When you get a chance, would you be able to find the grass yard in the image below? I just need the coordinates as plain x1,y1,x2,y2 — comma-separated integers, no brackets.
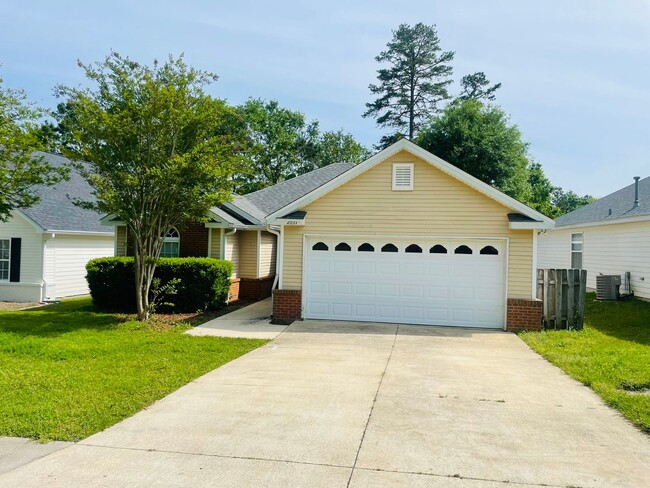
0,298,267,442
520,292,650,434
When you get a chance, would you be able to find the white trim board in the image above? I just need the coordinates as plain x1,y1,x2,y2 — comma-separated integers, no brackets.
267,139,554,229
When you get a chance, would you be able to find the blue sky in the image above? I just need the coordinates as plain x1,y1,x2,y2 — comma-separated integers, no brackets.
2,0,649,197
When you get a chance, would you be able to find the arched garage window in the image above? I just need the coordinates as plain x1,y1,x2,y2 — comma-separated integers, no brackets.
358,243,374,252
161,228,180,257
335,242,351,251
480,245,498,255
429,244,447,254
312,242,328,251
381,243,398,253
454,245,472,255
405,244,422,253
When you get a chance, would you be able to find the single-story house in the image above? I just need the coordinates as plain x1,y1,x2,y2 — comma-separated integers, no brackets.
107,139,553,331
538,175,649,299
0,152,114,302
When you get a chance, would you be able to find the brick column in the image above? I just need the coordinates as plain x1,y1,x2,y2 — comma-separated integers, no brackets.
272,289,302,324
506,298,542,332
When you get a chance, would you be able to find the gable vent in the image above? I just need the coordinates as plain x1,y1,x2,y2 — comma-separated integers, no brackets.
392,163,414,191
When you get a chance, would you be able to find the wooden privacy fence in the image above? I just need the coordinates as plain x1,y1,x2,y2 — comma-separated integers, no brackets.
536,269,587,330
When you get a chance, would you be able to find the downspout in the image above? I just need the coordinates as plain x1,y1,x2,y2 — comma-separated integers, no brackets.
266,225,282,290
223,228,237,303
40,233,55,302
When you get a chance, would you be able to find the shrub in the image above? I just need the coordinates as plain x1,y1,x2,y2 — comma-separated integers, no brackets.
86,257,233,313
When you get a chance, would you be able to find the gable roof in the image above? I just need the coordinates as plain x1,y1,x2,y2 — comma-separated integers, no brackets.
555,176,650,228
264,139,554,228
18,152,113,235
209,163,355,225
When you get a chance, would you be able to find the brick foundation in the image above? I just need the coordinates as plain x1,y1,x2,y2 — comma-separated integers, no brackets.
228,278,240,302
239,276,275,301
507,298,542,332
272,289,302,324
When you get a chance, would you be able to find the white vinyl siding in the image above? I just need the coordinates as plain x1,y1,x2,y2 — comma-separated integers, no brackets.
537,221,650,299
43,234,114,299
0,211,43,301
209,229,221,258
239,230,258,278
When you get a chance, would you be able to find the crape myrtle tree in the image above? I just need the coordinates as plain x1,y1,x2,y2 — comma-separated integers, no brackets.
364,23,454,143
56,53,246,320
0,75,67,221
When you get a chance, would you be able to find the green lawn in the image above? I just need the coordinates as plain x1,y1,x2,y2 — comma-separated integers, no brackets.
0,298,267,441
520,293,650,434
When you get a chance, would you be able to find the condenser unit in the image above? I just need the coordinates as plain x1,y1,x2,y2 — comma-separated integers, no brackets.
596,275,621,300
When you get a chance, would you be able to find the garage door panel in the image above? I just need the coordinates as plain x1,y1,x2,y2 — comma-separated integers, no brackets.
332,282,352,295
355,283,376,296
304,237,505,329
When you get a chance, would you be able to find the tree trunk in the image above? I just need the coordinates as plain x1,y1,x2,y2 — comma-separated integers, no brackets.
134,234,159,321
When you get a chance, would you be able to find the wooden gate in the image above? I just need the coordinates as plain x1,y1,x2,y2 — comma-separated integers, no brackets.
536,269,587,330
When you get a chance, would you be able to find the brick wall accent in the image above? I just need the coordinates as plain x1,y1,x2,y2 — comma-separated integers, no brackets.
229,278,240,302
124,222,209,257
179,222,209,257
239,276,275,301
272,289,302,324
507,298,542,332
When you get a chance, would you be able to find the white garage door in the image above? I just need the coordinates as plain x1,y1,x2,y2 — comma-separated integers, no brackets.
303,237,506,328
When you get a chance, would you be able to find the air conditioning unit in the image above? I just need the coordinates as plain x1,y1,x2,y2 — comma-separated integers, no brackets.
596,275,621,300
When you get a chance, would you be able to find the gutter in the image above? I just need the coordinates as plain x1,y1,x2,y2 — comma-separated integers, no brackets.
40,233,55,301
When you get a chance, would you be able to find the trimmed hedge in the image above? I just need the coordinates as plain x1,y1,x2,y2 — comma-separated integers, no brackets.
86,257,233,313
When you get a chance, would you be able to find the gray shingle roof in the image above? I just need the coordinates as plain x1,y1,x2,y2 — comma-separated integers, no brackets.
556,176,650,227
241,163,355,218
19,152,112,234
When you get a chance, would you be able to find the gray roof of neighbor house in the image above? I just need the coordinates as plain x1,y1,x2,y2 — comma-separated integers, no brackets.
19,152,112,234
212,163,355,224
556,176,650,227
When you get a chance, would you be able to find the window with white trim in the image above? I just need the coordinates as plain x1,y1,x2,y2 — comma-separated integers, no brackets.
0,239,9,281
161,228,180,258
392,163,414,191
571,233,583,269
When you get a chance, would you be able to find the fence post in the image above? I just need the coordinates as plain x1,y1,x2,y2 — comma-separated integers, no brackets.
566,269,575,328
576,269,587,330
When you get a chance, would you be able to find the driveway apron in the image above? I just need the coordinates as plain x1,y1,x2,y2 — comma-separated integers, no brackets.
1,321,649,487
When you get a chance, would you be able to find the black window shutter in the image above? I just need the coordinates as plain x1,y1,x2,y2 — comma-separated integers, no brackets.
9,238,21,282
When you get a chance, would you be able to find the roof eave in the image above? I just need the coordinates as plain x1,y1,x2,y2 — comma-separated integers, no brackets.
554,213,650,230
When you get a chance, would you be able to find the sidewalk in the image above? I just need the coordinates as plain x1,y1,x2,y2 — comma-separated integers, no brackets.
185,298,286,339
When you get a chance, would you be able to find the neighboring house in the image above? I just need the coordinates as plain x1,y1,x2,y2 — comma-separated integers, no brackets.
106,139,552,331
0,152,114,302
538,176,649,299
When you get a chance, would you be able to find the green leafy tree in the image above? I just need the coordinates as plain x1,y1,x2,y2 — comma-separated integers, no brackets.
416,99,530,202
56,53,246,320
303,130,369,173
236,99,315,193
0,75,67,221
364,23,454,141
527,162,558,217
33,101,79,152
458,72,502,101
552,188,596,216
237,99,368,192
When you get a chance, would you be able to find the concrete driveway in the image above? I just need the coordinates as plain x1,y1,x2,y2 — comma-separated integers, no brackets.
2,321,649,487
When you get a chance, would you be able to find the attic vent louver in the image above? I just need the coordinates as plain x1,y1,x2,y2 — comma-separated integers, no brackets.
392,163,414,191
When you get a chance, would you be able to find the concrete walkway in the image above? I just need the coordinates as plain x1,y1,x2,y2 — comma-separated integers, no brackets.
0,437,71,475
2,321,649,487
185,298,286,339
